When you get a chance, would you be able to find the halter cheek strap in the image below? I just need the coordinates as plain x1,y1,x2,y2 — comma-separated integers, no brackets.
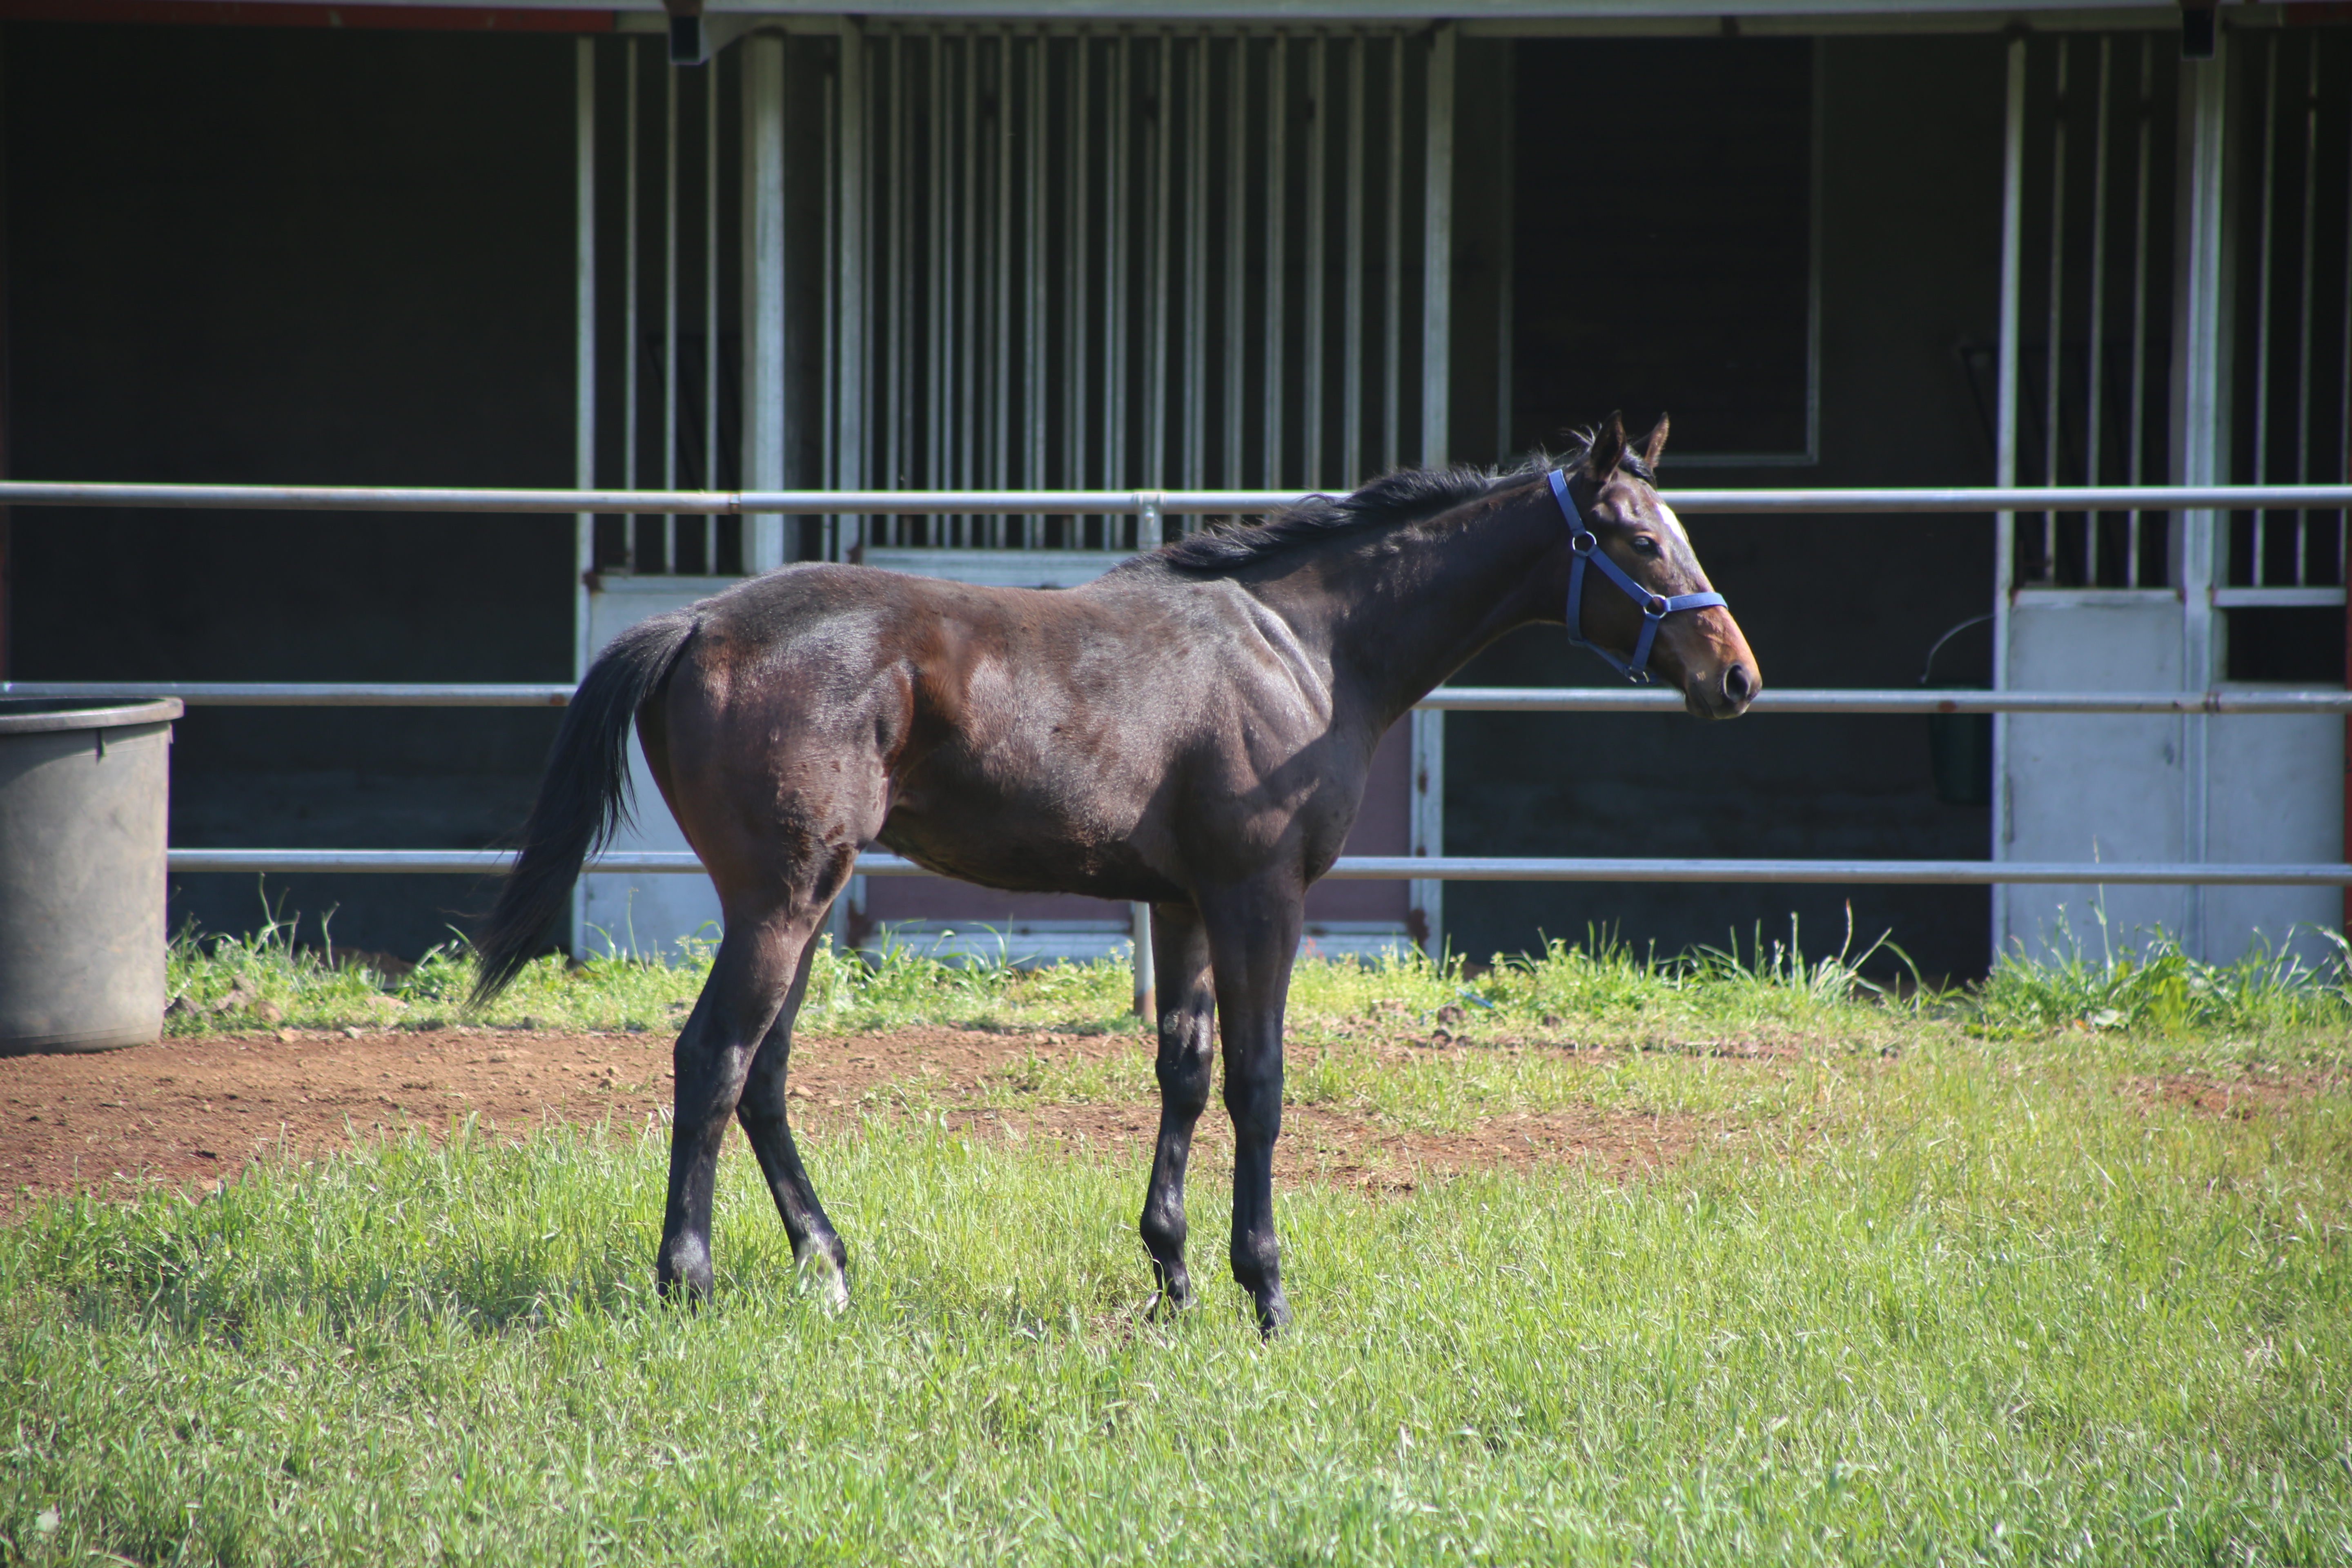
1546,468,1727,685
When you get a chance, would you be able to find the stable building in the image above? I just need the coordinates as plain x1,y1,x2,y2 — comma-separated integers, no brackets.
3,0,2344,979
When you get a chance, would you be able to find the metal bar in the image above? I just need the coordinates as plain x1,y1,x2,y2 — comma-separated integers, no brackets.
161,847,2352,887
822,59,837,559
2296,37,2320,585
1342,31,1363,486
1382,31,1401,472
839,27,867,552
928,32,946,538
2127,33,2152,586
665,60,681,569
2179,40,2233,961
704,53,720,566
573,35,596,684
1071,32,1091,514
1225,33,1246,490
1493,32,1510,465
1107,32,1129,528
21,683,2352,716
2042,37,2067,580
1147,32,1171,492
1030,30,1049,545
624,38,641,555
997,33,1016,534
1265,32,1287,488
1185,31,1207,494
1991,34,2026,959
25,482,2352,515
1129,901,1154,1015
2084,36,2109,578
962,31,980,534
887,32,907,524
2254,34,2281,585
2342,29,2352,589
1304,32,1326,488
1423,24,1454,467
741,35,787,572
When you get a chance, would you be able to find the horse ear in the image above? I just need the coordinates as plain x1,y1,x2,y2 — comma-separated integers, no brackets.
1639,414,1670,470
1584,411,1627,479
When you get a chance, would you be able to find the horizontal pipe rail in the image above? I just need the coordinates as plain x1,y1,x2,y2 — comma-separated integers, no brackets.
10,480,2352,515
16,682,2352,716
162,849,2352,886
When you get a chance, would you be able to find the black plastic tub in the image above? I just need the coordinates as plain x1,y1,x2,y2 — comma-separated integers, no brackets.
0,698,182,1053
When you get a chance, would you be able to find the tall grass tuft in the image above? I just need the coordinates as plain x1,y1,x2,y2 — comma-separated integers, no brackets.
1976,902,2351,1036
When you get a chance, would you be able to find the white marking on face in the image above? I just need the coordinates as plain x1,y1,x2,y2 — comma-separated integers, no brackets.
1654,501,1691,546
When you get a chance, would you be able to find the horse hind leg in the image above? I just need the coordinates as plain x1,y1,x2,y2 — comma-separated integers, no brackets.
1139,901,1215,1314
655,838,858,1303
734,905,852,1311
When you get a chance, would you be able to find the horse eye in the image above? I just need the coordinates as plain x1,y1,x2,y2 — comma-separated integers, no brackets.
1632,535,1659,554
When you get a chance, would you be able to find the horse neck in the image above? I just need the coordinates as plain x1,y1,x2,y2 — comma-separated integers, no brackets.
1258,482,1562,731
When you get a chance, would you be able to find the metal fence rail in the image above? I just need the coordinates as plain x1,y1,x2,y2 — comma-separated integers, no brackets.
161,850,2352,886
10,682,2352,717
10,479,2352,515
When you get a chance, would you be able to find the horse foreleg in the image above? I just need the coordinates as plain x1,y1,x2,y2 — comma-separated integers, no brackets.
655,911,802,1301
1201,886,1305,1337
1139,901,1215,1314
735,911,851,1311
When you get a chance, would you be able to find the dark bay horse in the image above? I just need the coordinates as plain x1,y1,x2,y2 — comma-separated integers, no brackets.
471,413,1759,1333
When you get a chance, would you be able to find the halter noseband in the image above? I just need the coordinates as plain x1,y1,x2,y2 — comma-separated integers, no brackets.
1546,468,1726,685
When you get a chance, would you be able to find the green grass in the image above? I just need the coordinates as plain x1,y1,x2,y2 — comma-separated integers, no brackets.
5,1017,2351,1565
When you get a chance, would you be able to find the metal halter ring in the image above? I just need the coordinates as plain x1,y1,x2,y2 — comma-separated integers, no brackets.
1544,468,1728,684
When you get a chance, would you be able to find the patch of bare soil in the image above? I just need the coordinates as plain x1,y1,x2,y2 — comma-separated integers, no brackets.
2141,1071,2343,1123
1,1025,1692,1215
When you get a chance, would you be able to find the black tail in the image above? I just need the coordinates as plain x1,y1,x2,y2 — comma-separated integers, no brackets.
469,611,699,1006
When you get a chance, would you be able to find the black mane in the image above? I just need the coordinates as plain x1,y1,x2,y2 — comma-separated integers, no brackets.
1138,434,1646,577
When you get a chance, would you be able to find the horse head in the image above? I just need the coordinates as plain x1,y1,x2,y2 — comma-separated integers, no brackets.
1559,411,1760,720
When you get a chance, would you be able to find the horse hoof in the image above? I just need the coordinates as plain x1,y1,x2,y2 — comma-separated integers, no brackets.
794,1241,851,1315
1145,1285,1194,1320
1253,1288,1291,1339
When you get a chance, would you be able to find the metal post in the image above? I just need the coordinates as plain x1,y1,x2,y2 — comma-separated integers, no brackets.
962,33,980,525
1421,24,1454,468
1130,902,1155,1016
928,33,946,538
665,62,681,571
886,33,906,523
1185,32,1208,493
2178,36,2232,960
820,60,837,559
1304,33,1326,485
1071,33,1091,517
1107,33,1129,529
1991,35,2025,958
2042,39,2069,580
1147,33,1172,490
1225,35,1246,490
839,27,867,553
1265,32,1287,487
1382,33,1402,472
2296,40,2320,584
1410,707,1443,957
741,33,786,571
2128,35,2154,586
996,34,1015,533
1029,31,1049,546
1342,33,1363,486
704,55,720,567
2086,38,2111,577
572,35,597,962
2254,36,2280,585
624,40,641,564
1495,39,1513,464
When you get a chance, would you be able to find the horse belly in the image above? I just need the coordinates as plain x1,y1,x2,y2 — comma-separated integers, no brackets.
876,740,1166,901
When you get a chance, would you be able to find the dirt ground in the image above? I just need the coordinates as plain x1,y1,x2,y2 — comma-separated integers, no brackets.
1,1025,1692,1214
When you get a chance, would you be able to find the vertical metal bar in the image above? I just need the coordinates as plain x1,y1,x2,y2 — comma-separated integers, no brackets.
1029,31,1049,546
1495,38,1512,464
1107,33,1129,522
2128,36,2153,587
2254,35,2281,584
1382,33,1403,473
1409,707,1443,958
885,32,904,521
1265,32,1287,488
2041,39,2068,581
1343,33,1364,487
839,27,866,552
624,40,640,548
2179,37,2233,959
962,33,979,524
997,33,1014,537
2085,38,2111,581
1989,36,2025,958
572,35,596,960
822,57,837,560
741,34,786,573
2297,38,2320,585
1304,33,1325,487
664,63,680,570
1225,35,1246,490
1072,33,1091,509
1421,24,1454,470
1185,32,1208,495
928,33,946,540
1147,33,1171,493
2341,38,2352,589
1130,902,1155,1016
704,56,719,567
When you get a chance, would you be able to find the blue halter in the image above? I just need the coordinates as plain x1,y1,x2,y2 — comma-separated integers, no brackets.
1546,468,1727,684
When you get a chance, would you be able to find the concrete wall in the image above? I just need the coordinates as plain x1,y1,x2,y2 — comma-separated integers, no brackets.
6,20,578,957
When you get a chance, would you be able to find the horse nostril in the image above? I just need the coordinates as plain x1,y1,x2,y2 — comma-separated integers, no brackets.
1723,664,1755,705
